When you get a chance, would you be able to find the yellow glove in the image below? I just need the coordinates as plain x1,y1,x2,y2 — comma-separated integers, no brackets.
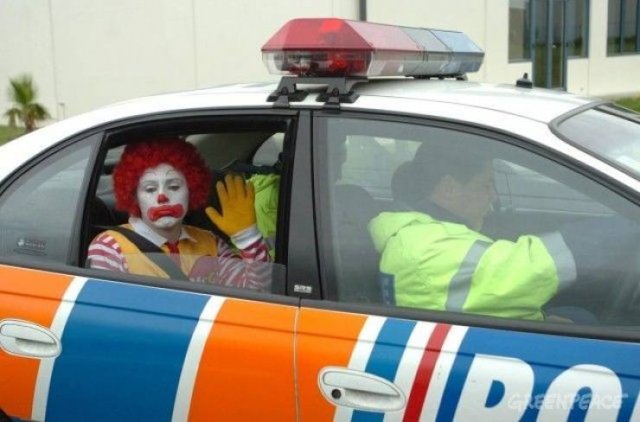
205,174,257,237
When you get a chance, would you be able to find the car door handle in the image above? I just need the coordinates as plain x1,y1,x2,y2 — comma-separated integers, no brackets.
0,319,61,359
318,366,406,412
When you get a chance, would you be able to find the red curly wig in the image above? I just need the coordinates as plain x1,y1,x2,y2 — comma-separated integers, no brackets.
113,137,212,217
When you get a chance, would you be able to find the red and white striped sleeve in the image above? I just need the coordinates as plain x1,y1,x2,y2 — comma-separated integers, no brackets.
215,226,272,291
87,232,129,273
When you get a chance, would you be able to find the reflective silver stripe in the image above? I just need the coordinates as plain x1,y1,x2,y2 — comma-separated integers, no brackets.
445,241,490,312
539,232,577,290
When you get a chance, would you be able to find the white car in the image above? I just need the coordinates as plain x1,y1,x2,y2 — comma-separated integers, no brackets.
0,17,639,421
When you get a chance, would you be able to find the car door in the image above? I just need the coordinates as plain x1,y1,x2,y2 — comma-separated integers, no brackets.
293,112,640,421
0,111,300,421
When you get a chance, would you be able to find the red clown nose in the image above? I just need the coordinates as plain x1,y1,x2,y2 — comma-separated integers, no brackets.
157,193,169,204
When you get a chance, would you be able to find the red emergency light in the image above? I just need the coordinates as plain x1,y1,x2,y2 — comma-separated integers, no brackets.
262,18,484,78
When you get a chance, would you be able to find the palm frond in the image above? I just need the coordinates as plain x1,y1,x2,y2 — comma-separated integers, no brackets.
4,74,49,129
8,74,35,105
28,103,51,120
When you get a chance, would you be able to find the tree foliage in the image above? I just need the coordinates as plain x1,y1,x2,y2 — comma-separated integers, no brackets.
4,74,50,132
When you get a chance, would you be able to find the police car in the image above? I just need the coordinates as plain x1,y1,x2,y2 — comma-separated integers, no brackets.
1,18,639,421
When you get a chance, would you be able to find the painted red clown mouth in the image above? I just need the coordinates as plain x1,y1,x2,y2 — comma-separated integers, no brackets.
147,204,184,221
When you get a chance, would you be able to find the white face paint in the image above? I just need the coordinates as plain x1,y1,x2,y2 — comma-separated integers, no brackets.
136,163,189,230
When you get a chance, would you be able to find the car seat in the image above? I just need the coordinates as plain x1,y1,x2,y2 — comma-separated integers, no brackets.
88,196,117,241
332,184,382,303
391,161,421,209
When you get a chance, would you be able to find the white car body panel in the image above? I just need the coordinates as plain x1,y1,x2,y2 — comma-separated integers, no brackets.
1,80,636,195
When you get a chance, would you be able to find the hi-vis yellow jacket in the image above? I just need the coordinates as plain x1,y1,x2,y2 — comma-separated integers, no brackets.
369,211,576,320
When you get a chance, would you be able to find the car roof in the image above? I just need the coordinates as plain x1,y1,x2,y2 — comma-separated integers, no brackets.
350,79,598,123
0,78,603,181
165,78,599,123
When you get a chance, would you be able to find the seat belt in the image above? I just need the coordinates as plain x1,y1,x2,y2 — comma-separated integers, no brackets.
109,226,189,281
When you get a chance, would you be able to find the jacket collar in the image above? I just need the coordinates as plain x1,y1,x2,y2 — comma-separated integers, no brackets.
408,198,468,227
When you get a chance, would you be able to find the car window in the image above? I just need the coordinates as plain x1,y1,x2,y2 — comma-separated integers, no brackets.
340,135,419,201
252,133,284,167
556,105,640,178
316,116,640,327
0,142,93,264
86,117,289,294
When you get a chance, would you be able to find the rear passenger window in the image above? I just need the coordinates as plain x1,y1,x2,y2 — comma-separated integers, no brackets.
86,117,290,294
0,142,93,264
316,116,640,327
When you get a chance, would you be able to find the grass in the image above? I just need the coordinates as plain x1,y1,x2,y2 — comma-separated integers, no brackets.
0,125,25,145
616,97,640,113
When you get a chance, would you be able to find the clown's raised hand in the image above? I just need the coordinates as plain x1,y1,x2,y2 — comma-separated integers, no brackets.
205,174,257,237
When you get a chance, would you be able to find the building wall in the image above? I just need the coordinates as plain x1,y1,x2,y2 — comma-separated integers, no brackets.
1,0,639,122
583,0,640,97
0,1,58,120
367,0,491,81
0,0,359,120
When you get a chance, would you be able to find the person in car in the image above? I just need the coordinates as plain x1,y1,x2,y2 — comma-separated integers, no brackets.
250,173,279,257
87,137,271,290
370,139,637,321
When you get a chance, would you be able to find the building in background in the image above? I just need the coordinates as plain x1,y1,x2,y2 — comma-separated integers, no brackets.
1,0,639,121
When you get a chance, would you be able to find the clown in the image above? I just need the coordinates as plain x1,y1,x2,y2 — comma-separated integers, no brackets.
87,137,271,291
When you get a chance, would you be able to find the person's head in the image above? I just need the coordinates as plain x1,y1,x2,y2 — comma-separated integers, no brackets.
113,137,211,230
409,138,497,230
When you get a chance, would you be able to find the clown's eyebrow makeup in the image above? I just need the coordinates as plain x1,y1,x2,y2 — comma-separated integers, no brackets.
139,164,186,184
139,177,185,187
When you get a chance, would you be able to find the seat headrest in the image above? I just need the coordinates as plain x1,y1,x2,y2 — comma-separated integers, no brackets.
391,161,422,206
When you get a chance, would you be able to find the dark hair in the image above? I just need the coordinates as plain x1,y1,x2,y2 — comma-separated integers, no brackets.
395,138,492,207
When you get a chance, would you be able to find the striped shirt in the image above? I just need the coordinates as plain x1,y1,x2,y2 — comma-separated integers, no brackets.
87,219,271,291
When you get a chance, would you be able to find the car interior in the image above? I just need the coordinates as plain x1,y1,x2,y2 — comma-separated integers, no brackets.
315,119,640,325
388,148,640,325
84,119,288,269
79,117,640,326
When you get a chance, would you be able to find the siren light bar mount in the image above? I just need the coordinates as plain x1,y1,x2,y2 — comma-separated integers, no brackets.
267,76,364,109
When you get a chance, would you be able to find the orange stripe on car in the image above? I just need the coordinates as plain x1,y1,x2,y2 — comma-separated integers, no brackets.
189,298,297,420
0,265,72,418
296,308,367,421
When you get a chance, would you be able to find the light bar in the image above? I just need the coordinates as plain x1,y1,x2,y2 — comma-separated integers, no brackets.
261,18,484,78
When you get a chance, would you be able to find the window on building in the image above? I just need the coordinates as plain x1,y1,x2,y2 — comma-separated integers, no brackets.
566,0,589,57
509,0,532,60
608,0,640,54
510,0,589,62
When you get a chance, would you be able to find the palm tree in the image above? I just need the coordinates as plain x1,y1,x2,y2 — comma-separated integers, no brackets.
4,74,50,132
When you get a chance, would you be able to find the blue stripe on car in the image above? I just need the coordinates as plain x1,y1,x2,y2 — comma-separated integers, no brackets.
352,318,416,422
438,327,640,421
46,279,209,421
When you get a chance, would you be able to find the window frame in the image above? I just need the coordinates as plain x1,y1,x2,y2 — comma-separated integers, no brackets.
608,0,640,56
0,108,303,306
309,109,640,343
